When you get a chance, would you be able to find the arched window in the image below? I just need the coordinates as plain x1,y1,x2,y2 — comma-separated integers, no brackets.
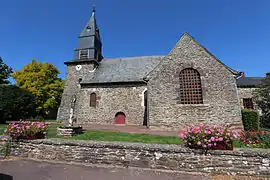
90,92,97,107
179,68,203,104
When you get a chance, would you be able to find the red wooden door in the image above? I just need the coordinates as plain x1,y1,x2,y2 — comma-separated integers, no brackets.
115,114,125,125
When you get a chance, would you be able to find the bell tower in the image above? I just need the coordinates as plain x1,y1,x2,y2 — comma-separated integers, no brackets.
74,6,103,62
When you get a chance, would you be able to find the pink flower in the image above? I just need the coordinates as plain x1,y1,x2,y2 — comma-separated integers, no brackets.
43,132,47,134
214,143,217,146
4,129,7,133
197,141,201,145
203,145,207,148
184,140,187,143
26,126,30,129
210,137,215,141
218,137,223,141
208,144,212,147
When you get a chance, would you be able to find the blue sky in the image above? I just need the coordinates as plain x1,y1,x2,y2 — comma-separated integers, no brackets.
0,0,269,80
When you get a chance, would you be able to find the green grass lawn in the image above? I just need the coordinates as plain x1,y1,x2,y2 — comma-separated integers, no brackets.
0,122,269,147
69,130,184,145
0,124,7,134
0,123,183,145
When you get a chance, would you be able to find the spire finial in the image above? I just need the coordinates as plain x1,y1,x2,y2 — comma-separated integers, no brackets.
92,5,96,13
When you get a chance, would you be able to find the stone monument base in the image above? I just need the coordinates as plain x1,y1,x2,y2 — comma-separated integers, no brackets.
57,126,83,137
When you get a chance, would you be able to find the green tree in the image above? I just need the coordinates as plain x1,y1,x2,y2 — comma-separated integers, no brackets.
0,57,13,84
12,59,64,118
255,73,270,129
0,85,36,124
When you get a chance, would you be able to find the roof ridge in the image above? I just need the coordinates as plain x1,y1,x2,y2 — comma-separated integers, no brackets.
183,32,239,75
103,55,165,60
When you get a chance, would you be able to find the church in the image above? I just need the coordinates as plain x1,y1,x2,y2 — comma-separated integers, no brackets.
57,8,261,130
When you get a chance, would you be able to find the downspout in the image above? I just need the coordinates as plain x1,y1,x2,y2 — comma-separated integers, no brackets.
143,77,150,129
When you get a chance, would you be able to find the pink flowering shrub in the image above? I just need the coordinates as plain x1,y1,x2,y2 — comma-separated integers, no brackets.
179,123,240,150
4,121,49,140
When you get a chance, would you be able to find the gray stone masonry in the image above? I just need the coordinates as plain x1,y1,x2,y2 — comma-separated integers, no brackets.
147,33,242,130
57,127,83,137
10,139,270,177
57,62,148,126
76,85,147,125
238,87,261,110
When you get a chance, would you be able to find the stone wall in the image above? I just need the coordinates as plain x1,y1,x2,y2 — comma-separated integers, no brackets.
237,87,260,110
76,84,147,125
11,139,270,176
57,61,148,126
57,63,95,123
147,33,242,130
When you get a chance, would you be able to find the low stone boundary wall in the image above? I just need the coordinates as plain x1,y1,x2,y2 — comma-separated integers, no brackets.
10,139,270,176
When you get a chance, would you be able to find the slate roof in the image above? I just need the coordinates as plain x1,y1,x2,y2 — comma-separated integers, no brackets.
236,77,265,87
81,56,164,84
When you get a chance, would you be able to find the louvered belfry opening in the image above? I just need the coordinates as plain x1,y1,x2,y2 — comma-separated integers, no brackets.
179,68,203,104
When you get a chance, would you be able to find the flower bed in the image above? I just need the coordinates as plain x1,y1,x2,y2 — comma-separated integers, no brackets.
179,123,239,151
240,130,270,148
4,121,49,140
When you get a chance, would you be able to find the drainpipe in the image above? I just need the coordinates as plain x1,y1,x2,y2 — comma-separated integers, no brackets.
143,77,150,129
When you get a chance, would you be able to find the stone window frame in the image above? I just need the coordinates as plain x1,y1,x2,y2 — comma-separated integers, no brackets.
175,63,207,105
140,88,148,107
178,68,203,104
90,92,97,107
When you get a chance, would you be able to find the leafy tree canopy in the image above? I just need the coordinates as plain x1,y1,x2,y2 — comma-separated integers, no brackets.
12,59,64,117
0,85,36,123
0,57,13,84
255,73,270,129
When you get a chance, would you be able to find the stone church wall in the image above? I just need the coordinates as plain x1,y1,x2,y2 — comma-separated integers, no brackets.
76,84,147,125
57,63,98,123
57,61,148,125
147,34,243,130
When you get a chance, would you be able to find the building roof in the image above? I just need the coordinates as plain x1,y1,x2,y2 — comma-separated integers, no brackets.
236,77,265,87
80,56,164,84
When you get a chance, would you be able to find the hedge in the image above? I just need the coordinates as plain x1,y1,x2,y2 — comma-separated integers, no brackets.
242,109,260,131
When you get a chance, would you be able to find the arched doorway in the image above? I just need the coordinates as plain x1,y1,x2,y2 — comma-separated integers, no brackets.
115,112,126,125
143,90,148,126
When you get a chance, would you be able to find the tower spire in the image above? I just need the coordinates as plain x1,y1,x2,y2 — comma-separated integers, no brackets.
92,5,96,14
75,6,103,62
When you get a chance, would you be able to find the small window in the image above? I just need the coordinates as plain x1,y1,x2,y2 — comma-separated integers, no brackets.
90,93,97,107
243,98,254,109
79,50,89,59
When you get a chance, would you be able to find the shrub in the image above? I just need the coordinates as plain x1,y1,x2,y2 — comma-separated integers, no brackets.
242,109,260,131
0,85,36,124
179,123,239,151
4,121,49,140
240,130,270,148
